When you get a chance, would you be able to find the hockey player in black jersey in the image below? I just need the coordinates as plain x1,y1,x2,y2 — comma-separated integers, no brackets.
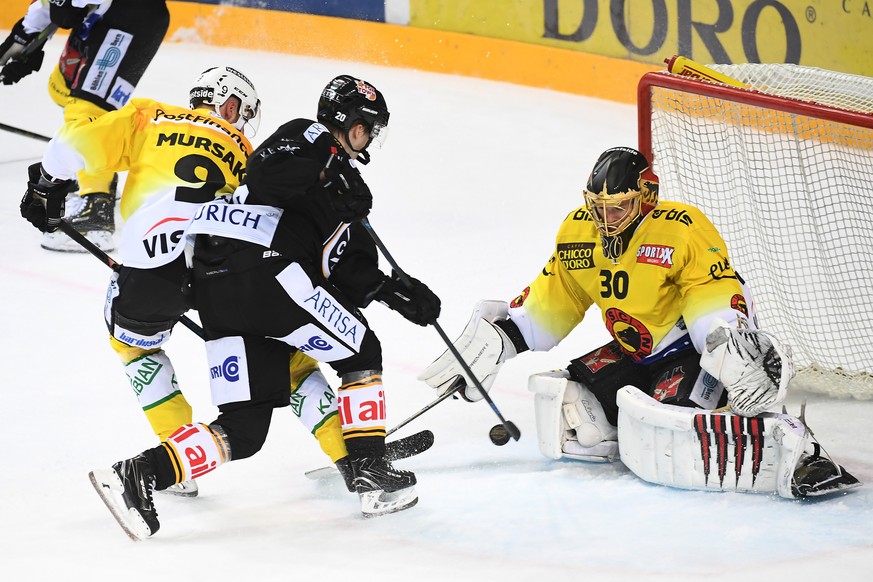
88,75,441,538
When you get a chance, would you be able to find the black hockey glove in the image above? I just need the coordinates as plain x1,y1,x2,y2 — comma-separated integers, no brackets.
318,154,372,222
375,271,441,326
20,163,75,233
0,19,46,85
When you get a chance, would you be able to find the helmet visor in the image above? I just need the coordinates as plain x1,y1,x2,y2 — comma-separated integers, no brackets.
584,189,641,236
367,119,389,149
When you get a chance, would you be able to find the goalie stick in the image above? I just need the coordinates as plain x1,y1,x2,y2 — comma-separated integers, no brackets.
305,429,435,481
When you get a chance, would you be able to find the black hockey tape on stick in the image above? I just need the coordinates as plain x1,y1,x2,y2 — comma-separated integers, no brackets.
0,122,51,142
359,217,521,442
57,220,205,340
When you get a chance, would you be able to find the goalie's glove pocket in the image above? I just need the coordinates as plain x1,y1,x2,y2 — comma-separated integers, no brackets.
700,318,795,416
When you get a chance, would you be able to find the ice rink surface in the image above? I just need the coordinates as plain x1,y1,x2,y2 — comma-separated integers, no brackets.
1,36,871,581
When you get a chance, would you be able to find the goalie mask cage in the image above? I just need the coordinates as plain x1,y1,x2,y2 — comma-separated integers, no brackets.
638,64,873,400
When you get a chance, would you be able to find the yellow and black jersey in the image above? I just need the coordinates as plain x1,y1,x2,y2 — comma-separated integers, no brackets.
508,200,750,362
42,98,251,268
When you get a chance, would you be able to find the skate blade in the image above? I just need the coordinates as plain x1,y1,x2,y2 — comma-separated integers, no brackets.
797,477,862,498
88,470,151,541
158,479,199,498
359,486,418,518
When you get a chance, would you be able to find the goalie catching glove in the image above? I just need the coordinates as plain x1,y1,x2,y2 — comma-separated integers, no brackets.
417,300,521,402
699,318,795,417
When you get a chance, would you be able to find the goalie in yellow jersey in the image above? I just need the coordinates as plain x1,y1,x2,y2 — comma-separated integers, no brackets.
420,146,860,500
20,66,351,498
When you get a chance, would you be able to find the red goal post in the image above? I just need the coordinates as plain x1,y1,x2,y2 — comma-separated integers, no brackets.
637,61,873,399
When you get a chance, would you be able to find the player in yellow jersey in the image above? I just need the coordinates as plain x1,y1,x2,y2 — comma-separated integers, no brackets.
20,66,352,499
0,0,170,253
421,146,859,499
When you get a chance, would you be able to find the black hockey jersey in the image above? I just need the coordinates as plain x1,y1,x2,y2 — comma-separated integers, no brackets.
194,118,386,306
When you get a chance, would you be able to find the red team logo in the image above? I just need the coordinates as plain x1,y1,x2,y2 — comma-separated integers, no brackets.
731,293,748,316
581,344,623,374
356,80,377,101
510,286,530,308
604,308,654,361
653,367,684,401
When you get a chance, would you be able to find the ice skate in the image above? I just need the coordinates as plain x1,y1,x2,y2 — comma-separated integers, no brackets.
792,448,861,498
351,456,418,517
158,479,199,498
89,454,159,540
42,191,116,252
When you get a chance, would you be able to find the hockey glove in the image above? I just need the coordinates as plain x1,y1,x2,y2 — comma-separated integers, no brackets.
20,163,75,233
0,19,46,85
375,271,441,326
418,301,518,402
700,318,795,417
319,154,372,222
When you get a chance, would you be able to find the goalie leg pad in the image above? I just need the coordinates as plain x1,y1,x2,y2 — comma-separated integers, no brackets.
617,386,809,498
529,371,618,462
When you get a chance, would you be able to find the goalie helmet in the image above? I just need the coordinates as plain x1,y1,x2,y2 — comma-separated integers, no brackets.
583,147,659,259
190,66,261,136
317,74,389,153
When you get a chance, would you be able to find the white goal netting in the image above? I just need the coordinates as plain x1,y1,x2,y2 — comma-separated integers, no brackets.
640,63,873,399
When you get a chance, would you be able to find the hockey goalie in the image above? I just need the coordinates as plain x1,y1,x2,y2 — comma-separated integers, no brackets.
419,146,860,499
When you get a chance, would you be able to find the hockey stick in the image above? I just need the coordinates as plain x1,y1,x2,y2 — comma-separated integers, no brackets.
386,377,463,437
359,218,521,442
0,122,51,142
2,25,60,140
57,220,205,339
304,379,463,479
304,429,436,481
0,23,59,89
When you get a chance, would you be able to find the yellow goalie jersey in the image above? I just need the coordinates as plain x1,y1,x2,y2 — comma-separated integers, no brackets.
508,201,751,363
42,98,251,268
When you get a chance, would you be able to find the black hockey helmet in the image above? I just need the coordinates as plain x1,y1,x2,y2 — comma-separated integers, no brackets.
317,74,389,154
584,146,659,237
583,147,659,260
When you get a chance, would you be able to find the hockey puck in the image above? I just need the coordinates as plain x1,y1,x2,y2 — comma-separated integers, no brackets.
489,424,511,446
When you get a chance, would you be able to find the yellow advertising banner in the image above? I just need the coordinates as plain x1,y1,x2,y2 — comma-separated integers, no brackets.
410,0,873,77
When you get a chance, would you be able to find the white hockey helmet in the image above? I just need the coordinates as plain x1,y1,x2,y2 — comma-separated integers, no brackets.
190,66,261,136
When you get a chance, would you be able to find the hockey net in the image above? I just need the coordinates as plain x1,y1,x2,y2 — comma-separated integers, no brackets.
638,62,873,400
